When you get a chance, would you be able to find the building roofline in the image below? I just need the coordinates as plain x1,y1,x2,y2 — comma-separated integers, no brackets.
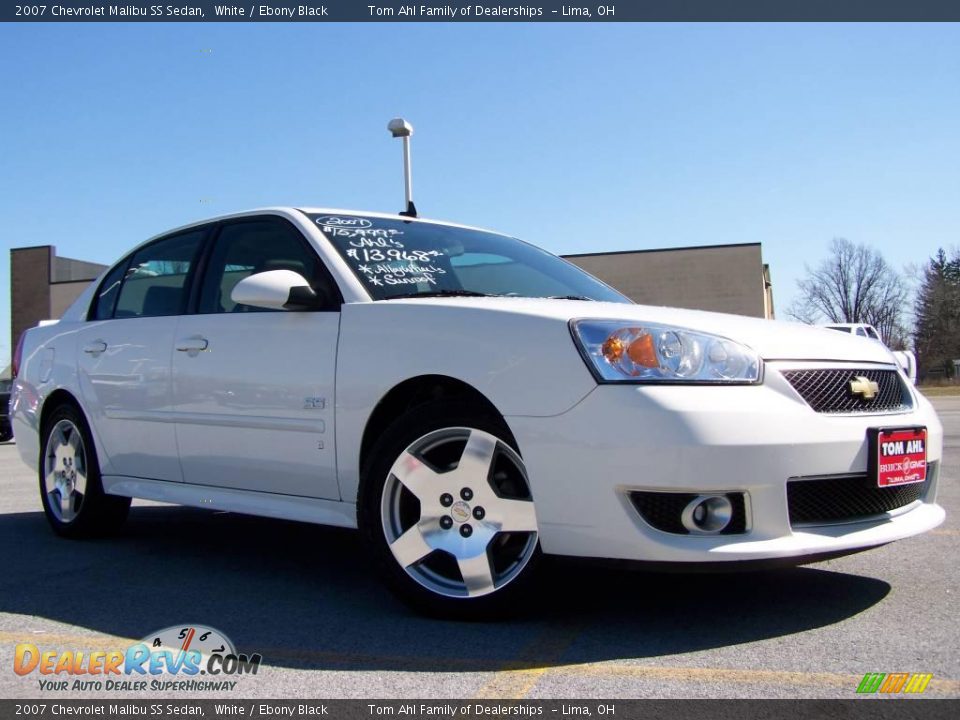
56,254,107,266
10,245,53,253
563,242,762,258
50,278,101,286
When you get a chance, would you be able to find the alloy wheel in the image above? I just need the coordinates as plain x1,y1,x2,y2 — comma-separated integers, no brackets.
380,427,538,598
43,419,88,523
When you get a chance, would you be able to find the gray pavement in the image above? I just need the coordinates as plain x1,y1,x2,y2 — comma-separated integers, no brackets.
0,397,957,699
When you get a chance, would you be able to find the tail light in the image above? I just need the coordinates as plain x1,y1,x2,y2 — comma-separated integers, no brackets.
11,332,25,378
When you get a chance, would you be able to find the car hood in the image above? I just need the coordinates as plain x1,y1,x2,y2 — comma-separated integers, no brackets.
381,297,897,364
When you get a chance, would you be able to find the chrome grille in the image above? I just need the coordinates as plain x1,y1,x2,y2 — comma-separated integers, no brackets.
781,368,910,414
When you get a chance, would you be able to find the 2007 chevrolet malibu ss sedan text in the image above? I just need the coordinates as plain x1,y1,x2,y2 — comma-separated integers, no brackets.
10,208,945,617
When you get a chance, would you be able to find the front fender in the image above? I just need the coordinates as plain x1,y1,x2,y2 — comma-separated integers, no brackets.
334,303,596,502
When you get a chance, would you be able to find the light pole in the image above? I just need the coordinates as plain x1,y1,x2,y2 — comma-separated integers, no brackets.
387,117,417,217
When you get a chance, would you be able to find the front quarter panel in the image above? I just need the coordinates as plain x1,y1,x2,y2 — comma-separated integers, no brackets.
335,302,597,502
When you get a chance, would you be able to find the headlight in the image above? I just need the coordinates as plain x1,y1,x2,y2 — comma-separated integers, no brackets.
570,319,761,384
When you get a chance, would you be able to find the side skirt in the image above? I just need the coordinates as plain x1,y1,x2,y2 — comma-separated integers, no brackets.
101,476,358,529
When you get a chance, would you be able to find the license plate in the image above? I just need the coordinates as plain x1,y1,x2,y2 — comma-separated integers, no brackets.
869,427,927,488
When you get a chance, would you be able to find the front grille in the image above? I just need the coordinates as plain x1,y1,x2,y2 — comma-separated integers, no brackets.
629,491,748,535
781,368,910,414
787,464,934,526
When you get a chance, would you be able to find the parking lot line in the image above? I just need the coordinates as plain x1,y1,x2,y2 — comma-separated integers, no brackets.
472,623,584,699
0,630,136,646
551,663,960,694
474,663,960,699
472,666,548,699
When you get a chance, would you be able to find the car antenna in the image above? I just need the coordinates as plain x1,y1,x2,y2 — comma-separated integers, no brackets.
387,117,417,218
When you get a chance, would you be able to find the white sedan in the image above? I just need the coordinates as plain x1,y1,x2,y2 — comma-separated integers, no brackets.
823,323,918,384
10,208,945,617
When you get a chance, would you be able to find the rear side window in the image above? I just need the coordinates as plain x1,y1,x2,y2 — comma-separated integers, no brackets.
90,261,127,321
113,231,204,318
199,220,333,313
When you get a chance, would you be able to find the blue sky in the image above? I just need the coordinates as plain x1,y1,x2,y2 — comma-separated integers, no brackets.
2,22,959,366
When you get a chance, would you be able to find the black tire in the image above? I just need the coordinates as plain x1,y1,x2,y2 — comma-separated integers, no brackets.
0,429,11,443
359,399,542,619
39,403,130,538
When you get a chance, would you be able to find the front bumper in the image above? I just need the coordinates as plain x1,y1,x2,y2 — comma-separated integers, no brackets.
507,362,944,563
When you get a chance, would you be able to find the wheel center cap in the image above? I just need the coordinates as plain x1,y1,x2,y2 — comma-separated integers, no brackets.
450,501,471,523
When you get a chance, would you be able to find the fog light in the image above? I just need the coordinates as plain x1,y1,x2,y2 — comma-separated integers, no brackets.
681,495,733,535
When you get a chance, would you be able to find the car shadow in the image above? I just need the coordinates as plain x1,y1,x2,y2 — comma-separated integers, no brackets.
0,505,891,672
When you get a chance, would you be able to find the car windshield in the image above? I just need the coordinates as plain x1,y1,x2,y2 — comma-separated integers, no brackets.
307,213,630,303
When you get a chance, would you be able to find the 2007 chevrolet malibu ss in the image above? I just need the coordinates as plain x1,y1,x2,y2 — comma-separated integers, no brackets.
10,208,945,616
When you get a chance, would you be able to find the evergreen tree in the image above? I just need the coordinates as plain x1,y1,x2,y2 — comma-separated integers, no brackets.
913,248,960,378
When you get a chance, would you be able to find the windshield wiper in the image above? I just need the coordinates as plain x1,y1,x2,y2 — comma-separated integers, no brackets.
385,289,497,300
545,294,594,301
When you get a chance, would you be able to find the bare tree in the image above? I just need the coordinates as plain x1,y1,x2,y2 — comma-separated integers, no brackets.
788,238,909,347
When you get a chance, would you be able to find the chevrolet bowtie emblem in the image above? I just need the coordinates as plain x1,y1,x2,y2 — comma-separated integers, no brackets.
849,375,879,400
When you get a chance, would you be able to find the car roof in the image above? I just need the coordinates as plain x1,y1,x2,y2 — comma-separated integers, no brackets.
295,207,508,236
162,206,508,237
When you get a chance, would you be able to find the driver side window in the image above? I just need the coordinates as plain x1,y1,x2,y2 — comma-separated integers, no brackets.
199,219,338,314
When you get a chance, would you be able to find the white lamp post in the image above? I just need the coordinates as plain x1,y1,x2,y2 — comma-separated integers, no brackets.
387,117,417,217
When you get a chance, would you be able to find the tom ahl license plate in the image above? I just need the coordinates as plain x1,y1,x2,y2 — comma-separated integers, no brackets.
869,427,927,488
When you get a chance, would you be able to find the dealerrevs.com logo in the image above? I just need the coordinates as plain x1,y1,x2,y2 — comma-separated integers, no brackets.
14,625,262,693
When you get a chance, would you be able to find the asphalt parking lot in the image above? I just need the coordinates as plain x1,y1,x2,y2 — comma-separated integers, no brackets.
0,397,957,700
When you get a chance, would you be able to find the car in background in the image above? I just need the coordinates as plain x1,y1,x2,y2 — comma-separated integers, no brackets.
9,208,945,617
0,378,12,442
822,323,917,384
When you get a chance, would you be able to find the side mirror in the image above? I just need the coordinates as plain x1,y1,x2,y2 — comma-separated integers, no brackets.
230,270,327,311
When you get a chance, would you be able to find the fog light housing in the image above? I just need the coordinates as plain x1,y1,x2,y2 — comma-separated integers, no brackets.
628,491,748,535
681,495,734,535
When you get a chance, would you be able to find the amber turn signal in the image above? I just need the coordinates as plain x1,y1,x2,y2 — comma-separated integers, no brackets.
626,333,658,368
602,335,626,361
601,330,659,369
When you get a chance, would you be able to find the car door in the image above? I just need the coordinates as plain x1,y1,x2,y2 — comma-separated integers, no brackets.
170,216,342,499
77,228,207,482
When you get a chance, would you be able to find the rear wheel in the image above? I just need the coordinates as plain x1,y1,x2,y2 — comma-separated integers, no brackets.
39,404,130,538
360,400,541,618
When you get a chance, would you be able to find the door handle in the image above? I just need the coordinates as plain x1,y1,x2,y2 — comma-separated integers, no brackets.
82,341,107,355
176,337,209,353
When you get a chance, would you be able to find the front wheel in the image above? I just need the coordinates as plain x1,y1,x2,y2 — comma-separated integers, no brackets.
360,400,541,618
39,404,130,538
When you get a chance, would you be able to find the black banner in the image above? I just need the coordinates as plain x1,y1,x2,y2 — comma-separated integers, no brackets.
5,1,960,23
2,700,959,720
